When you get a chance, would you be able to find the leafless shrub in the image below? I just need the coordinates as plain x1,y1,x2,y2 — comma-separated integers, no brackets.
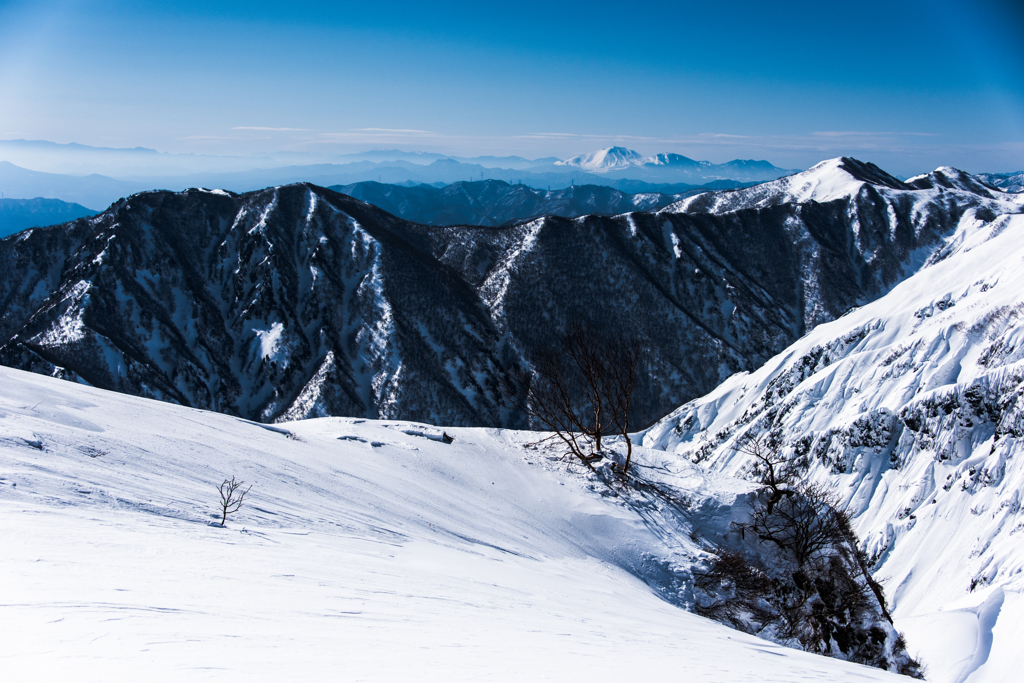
692,436,922,676
217,476,252,527
743,481,850,566
694,549,778,628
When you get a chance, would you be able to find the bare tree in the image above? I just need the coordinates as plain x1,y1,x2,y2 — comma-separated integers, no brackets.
736,434,797,514
501,322,645,474
503,348,599,471
744,481,850,566
560,321,616,452
602,337,643,474
217,476,252,527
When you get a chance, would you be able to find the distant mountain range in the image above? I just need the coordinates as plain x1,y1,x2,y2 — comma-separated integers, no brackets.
1,157,1018,429
0,139,561,176
0,157,753,215
1,138,786,183
327,180,710,226
978,171,1024,193
0,139,789,207
0,161,137,212
554,146,795,183
0,198,97,238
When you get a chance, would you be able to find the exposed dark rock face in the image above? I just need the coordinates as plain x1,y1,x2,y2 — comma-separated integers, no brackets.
0,158,1014,426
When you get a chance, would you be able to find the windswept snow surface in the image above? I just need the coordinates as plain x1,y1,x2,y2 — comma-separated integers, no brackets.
0,367,905,682
644,212,1024,683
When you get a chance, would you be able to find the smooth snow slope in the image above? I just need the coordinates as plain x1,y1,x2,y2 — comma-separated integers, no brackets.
644,211,1024,683
0,366,905,682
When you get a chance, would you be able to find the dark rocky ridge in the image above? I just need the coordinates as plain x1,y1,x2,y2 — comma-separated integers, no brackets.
0,159,1015,427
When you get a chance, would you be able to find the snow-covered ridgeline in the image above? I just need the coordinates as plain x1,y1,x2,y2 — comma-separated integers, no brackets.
666,158,1023,214
0,366,908,682
1,160,1017,431
643,211,1024,683
976,172,1024,195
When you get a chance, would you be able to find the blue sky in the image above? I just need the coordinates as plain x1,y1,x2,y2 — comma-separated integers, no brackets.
0,0,1022,175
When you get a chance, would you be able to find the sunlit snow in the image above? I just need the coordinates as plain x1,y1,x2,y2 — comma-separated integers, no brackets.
0,367,905,682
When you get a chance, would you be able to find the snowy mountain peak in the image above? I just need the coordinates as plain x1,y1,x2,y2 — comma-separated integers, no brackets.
666,157,1024,216
3,160,1018,431
551,148,794,182
906,166,1005,197
780,157,908,202
977,171,1024,194
555,146,645,171
646,153,709,168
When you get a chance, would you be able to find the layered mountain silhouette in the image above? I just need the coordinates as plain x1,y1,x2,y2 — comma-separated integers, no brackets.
327,180,698,226
978,171,1024,193
0,158,1018,427
554,146,795,182
0,197,97,238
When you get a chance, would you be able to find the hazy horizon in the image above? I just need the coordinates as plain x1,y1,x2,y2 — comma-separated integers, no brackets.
1,1,1023,177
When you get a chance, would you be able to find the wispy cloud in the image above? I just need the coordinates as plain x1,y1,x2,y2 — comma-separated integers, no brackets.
179,135,241,141
699,133,749,139
811,130,940,138
515,132,658,141
349,128,436,135
232,126,309,131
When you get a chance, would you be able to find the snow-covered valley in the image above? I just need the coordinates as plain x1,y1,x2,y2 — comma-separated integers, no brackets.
1,365,906,682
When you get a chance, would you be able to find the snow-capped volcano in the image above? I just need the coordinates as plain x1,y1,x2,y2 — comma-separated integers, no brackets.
557,147,786,183
645,152,711,169
555,146,646,171
554,147,793,182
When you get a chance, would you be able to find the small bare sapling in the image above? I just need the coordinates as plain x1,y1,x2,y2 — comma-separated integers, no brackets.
217,476,252,527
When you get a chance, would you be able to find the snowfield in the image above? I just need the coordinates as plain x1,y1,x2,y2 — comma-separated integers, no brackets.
644,209,1024,683
0,366,907,681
